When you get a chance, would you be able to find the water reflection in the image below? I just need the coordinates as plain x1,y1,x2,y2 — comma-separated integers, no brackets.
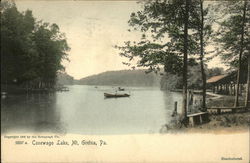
162,91,182,125
1,93,65,133
1,85,183,134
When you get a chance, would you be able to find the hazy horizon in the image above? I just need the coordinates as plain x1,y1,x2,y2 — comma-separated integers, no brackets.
16,0,227,80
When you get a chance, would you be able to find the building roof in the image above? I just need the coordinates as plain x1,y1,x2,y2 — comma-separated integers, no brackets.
207,70,247,85
207,75,227,83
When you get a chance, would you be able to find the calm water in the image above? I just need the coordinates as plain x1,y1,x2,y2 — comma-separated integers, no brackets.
1,85,183,134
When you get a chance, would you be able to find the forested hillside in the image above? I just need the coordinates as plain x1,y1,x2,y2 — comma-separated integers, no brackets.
56,72,74,85
76,70,161,87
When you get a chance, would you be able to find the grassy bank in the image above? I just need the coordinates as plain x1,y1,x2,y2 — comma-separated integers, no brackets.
161,112,249,134
207,95,246,108
161,95,249,134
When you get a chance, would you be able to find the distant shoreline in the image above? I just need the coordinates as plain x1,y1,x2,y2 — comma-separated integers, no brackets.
74,84,161,88
1,84,69,95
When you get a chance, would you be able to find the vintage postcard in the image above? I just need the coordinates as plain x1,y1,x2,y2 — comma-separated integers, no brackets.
1,0,249,162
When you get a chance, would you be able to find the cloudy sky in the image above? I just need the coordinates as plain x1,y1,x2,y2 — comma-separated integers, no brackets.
16,0,225,79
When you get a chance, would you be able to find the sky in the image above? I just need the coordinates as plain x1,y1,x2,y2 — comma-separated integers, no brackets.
15,0,226,79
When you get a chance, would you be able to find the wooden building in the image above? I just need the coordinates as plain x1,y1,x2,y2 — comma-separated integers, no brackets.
207,71,247,95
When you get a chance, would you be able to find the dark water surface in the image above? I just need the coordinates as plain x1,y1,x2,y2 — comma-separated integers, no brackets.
1,85,182,134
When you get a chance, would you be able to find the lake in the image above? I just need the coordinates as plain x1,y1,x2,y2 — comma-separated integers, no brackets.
1,85,183,134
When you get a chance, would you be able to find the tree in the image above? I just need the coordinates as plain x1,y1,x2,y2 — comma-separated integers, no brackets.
214,0,249,107
33,22,70,88
1,2,37,84
117,0,216,120
207,67,224,78
1,1,70,89
182,0,189,120
192,0,214,110
234,0,248,107
246,53,250,107
198,0,206,110
116,0,195,120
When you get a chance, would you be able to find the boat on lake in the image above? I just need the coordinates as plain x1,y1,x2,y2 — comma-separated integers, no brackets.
104,92,130,98
1,92,7,95
1,92,7,98
118,87,125,91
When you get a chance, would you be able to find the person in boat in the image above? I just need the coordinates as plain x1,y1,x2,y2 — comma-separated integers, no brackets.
118,87,125,91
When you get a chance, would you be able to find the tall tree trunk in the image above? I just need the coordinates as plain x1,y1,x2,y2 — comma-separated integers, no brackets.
199,0,206,111
182,0,189,120
234,0,247,107
245,54,250,107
